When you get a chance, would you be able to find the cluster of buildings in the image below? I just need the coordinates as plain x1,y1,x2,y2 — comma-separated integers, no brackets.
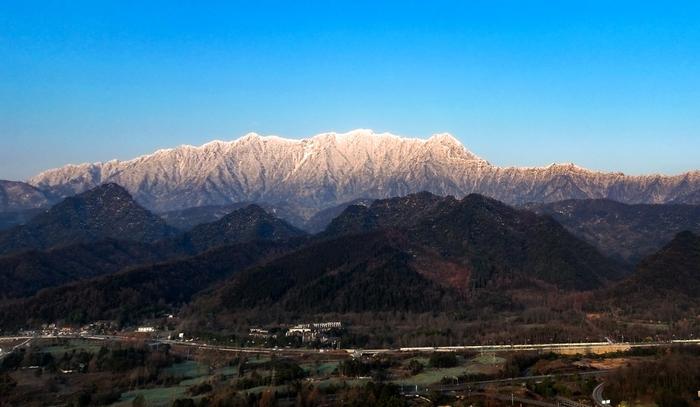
248,328,276,340
248,321,343,344
286,321,343,343
16,321,126,338
19,324,80,337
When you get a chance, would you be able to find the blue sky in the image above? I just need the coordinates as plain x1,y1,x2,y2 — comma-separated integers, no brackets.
1,1,699,180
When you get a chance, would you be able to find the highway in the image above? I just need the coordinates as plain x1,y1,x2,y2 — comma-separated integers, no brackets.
2,334,700,357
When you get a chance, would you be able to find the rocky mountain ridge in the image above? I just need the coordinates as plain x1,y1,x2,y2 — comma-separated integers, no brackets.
15,129,700,220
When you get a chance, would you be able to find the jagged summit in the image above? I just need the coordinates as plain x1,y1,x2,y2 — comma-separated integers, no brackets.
24,130,700,218
28,130,483,177
30,130,483,176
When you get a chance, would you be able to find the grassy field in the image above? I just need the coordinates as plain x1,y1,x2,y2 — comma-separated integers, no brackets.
316,377,372,389
393,365,476,386
471,353,506,365
112,360,212,406
214,365,238,376
40,339,102,356
243,384,291,395
114,386,190,407
244,356,271,366
163,360,210,378
301,361,339,377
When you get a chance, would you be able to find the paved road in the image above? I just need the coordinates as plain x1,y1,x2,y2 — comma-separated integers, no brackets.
591,382,606,407
0,337,31,361
2,334,699,357
426,369,609,394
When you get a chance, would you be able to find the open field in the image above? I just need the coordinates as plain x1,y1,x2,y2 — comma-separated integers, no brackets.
2,336,700,406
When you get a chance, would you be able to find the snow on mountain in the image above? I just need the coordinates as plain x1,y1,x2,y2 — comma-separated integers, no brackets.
0,180,54,212
26,129,700,219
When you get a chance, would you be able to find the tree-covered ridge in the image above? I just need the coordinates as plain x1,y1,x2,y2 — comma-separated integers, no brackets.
0,183,178,255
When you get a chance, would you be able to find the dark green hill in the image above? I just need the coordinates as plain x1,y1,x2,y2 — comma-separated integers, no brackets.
194,231,462,318
601,231,700,320
0,197,304,302
0,184,178,255
185,193,625,326
0,239,299,328
529,199,700,263
322,192,451,238
159,203,251,230
181,204,307,252
0,239,176,301
0,192,628,331
324,192,625,290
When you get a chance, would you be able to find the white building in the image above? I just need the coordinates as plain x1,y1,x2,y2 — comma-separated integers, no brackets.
136,326,156,333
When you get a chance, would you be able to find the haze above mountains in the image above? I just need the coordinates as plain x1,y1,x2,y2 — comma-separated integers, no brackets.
2,130,699,223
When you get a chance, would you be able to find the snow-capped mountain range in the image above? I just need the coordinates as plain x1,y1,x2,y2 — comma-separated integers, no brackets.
18,129,700,218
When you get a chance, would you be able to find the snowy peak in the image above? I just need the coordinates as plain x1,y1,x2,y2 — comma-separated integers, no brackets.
30,129,485,179
24,129,700,218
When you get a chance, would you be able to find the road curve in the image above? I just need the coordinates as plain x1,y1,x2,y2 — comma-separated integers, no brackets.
592,382,606,407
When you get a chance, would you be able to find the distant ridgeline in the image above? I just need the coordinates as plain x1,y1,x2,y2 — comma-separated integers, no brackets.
3,130,696,223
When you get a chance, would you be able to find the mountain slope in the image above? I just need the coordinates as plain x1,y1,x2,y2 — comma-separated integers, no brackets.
303,198,374,233
0,240,297,328
0,180,53,212
189,231,464,320
0,183,178,255
601,231,700,319
324,192,625,290
0,209,43,231
186,193,626,327
181,204,306,252
672,189,700,205
529,199,700,263
322,192,456,237
27,130,700,219
159,202,308,231
0,240,176,300
0,200,305,300
0,192,626,329
159,203,253,230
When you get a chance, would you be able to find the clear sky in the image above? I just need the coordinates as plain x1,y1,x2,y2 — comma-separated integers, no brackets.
1,1,699,180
